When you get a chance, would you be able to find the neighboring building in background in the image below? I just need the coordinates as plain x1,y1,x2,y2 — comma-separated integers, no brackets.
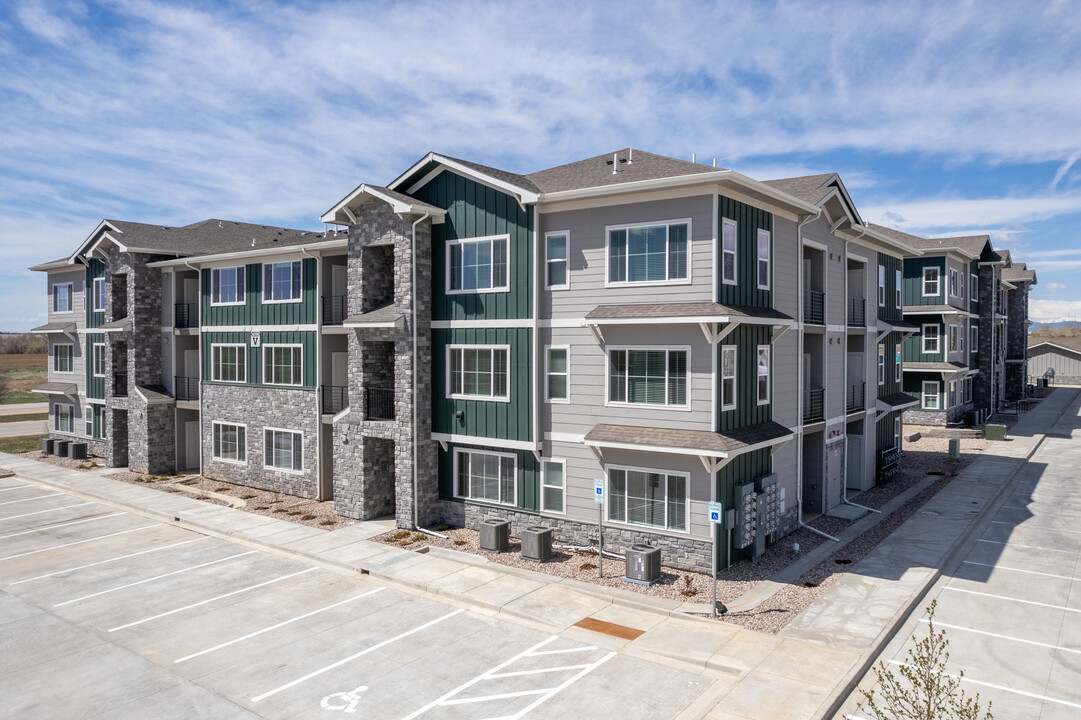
1028,336,1081,385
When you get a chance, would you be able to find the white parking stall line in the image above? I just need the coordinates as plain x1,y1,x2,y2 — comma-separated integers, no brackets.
481,654,615,720
977,538,1075,553
0,524,158,562
0,502,94,522
961,560,1076,581
109,566,319,632
918,619,1081,655
990,520,1081,534
943,586,1081,613
0,485,32,492
251,607,465,703
527,646,597,657
54,550,258,607
889,661,1081,710
9,537,210,586
174,587,386,663
487,664,591,679
0,512,125,541
0,492,62,507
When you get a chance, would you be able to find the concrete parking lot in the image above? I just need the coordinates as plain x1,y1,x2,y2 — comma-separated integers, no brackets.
0,479,711,719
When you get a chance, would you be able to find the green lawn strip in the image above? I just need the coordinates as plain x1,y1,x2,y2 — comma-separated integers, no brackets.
0,413,48,423
0,434,47,453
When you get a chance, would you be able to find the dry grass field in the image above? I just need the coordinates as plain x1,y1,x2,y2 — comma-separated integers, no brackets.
0,353,47,404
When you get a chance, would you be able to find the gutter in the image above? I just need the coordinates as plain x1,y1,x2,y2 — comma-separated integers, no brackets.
147,238,348,269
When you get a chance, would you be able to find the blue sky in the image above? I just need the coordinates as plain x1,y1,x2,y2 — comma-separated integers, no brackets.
2,0,1081,330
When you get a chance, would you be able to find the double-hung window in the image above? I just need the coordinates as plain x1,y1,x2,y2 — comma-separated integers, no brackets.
971,273,979,303
93,278,105,312
92,343,106,378
53,283,73,313
545,232,568,289
54,404,73,433
959,272,966,301
948,324,958,352
455,449,516,505
949,269,959,297
756,346,770,405
263,261,301,302
608,348,687,407
922,325,940,354
608,466,687,532
971,326,978,353
949,380,958,406
545,347,568,402
878,344,886,385
541,459,565,513
895,269,902,308
721,345,737,410
212,266,246,305
53,344,73,373
922,381,940,410
448,235,509,293
878,265,886,307
211,344,246,383
608,220,689,285
263,345,303,386
264,428,302,472
756,229,770,289
449,346,509,400
895,343,902,382
923,267,940,297
721,219,737,285
213,422,246,464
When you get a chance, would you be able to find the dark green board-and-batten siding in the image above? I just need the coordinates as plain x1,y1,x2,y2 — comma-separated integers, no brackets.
877,252,903,323
200,259,317,326
903,257,945,306
879,331,904,396
714,448,772,568
431,328,532,442
85,259,105,329
717,195,773,309
438,444,540,511
201,331,317,388
85,333,105,399
411,170,533,322
902,320,945,363
717,325,772,432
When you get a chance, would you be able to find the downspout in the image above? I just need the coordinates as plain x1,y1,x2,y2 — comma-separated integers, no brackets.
411,212,431,532
183,259,202,475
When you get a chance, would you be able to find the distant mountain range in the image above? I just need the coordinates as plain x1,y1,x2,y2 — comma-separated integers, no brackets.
1031,320,1081,331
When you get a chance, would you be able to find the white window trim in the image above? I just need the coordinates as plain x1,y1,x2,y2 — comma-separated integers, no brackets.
895,269,902,309
210,343,247,383
262,261,303,304
971,326,978,353
605,345,692,411
948,380,957,406
894,416,901,451
756,344,770,406
605,218,693,288
447,344,511,402
92,343,106,378
53,343,75,375
895,343,902,383
210,266,247,307
54,402,74,434
721,345,737,411
971,273,979,303
605,463,690,535
212,420,248,465
544,231,570,291
756,228,771,290
949,268,959,298
85,406,93,437
878,344,886,385
263,426,304,474
922,267,940,297
262,343,304,387
453,448,518,506
878,265,886,307
544,345,570,404
948,324,958,353
53,282,74,314
540,458,566,515
921,324,941,355
446,234,511,295
922,381,940,410
721,218,737,286
92,278,105,312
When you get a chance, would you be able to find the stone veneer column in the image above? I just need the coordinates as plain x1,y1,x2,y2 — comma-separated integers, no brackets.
974,264,997,414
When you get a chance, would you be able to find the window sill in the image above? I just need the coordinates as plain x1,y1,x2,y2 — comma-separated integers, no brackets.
605,278,692,289
448,394,511,404
445,287,510,296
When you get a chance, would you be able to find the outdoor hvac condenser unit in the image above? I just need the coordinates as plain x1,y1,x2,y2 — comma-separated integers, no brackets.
519,526,553,561
42,438,54,455
479,518,510,552
624,544,661,585
68,442,88,460
54,440,71,457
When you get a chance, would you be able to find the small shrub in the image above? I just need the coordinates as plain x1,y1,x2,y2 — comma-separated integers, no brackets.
320,519,336,526
453,540,467,546
392,529,410,540
412,533,426,541
301,514,316,521
580,562,597,571
680,575,697,597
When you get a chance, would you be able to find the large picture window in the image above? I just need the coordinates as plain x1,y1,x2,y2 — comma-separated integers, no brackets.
448,346,509,400
211,344,246,383
212,266,246,305
541,459,565,514
756,229,770,289
263,261,301,303
264,428,302,472
545,347,568,402
608,348,687,407
721,345,737,410
545,232,569,289
922,267,940,297
607,221,689,285
608,467,687,532
721,218,737,285
448,235,509,293
53,283,73,313
263,344,303,386
922,325,940,355
213,422,246,464
454,449,516,506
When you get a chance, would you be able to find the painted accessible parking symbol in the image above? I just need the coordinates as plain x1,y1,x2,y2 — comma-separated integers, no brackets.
321,684,368,713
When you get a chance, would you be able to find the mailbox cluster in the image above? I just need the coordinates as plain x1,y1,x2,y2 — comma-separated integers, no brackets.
734,474,783,558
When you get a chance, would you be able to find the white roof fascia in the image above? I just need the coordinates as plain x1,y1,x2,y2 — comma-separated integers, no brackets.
66,220,120,264
389,152,540,205
857,225,924,256
320,183,448,225
146,238,348,269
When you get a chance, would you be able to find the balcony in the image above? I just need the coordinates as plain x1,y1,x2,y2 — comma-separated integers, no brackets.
322,385,347,415
175,376,199,402
322,295,346,326
803,387,824,423
113,372,128,397
365,387,395,421
174,302,198,329
847,297,865,327
804,290,824,325
846,382,865,412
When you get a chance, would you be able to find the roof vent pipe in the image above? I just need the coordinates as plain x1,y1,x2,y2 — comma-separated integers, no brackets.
692,152,696,163
612,153,618,175
628,148,633,164
713,158,717,167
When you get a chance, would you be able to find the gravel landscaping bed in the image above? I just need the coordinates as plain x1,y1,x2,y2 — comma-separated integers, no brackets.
16,450,106,471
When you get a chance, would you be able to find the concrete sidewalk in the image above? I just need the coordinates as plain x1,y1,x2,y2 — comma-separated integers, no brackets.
2,387,1077,720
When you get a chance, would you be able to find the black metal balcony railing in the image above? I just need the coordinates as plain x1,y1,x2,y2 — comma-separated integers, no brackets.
322,295,346,326
847,297,865,327
804,290,825,325
365,387,395,421
322,385,347,415
846,382,865,412
113,372,128,397
803,387,824,423
175,376,199,402
174,302,198,329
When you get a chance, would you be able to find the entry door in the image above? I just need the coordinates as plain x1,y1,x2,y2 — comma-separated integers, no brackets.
331,265,348,299
826,439,845,510
183,277,199,304
846,435,863,490
183,348,199,379
331,352,348,389
847,267,865,298
184,420,200,471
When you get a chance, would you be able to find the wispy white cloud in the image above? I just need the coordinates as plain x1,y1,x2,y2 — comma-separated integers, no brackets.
1046,282,1068,291
863,194,1081,230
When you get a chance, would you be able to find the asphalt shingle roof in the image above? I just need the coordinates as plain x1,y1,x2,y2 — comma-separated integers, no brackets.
585,301,792,322
98,218,334,258
524,148,720,194
868,224,997,260
1002,265,1036,283
1029,336,1081,353
878,392,919,409
584,421,792,456
761,174,837,206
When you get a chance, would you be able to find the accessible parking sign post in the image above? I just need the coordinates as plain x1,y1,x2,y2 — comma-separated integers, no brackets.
594,479,604,578
708,501,724,618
